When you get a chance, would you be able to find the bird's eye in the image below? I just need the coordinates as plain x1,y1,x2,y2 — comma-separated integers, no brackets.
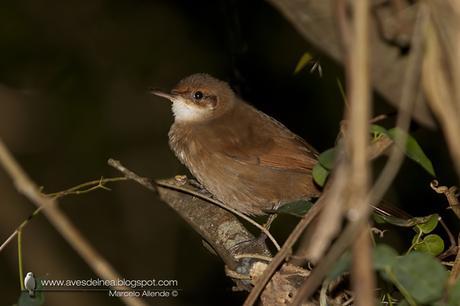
193,91,203,100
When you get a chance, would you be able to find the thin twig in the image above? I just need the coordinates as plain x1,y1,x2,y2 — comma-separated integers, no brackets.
0,139,147,306
107,159,156,192
0,230,19,254
18,229,24,290
234,254,273,262
351,227,374,306
46,177,127,198
369,113,389,124
291,203,373,304
299,127,394,263
430,180,460,220
0,177,127,253
300,152,347,262
371,4,427,203
439,218,457,248
448,234,460,286
438,215,458,261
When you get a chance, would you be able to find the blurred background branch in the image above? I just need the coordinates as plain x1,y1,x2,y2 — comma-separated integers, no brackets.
267,0,435,127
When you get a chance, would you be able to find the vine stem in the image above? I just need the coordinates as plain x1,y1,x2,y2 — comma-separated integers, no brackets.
18,229,24,291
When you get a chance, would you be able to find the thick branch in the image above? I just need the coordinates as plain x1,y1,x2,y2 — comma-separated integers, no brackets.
156,178,272,291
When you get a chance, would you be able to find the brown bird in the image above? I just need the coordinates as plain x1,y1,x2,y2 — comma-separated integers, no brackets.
152,73,321,215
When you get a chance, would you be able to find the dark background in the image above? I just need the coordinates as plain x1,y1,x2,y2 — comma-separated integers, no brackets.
0,1,456,305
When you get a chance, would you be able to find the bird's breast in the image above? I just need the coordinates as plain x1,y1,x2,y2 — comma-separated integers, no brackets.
168,123,208,167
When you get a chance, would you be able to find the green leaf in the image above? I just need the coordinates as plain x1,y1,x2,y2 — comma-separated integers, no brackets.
294,52,313,74
387,128,436,177
373,244,398,271
327,252,351,280
393,252,447,304
413,234,445,256
415,214,439,234
374,213,433,228
448,277,460,306
375,214,414,227
318,148,336,170
370,124,388,138
276,200,314,217
312,148,336,187
372,213,387,224
410,215,440,228
312,163,329,187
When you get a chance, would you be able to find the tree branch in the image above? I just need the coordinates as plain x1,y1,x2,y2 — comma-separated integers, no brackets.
107,158,277,291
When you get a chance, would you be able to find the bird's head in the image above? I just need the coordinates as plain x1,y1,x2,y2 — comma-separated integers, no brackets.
151,73,236,122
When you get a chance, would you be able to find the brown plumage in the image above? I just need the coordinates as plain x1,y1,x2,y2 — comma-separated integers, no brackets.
152,73,321,215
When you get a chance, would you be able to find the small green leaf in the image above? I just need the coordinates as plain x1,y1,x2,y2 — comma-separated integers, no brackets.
372,213,387,224
312,163,329,187
373,244,398,271
375,214,414,227
370,124,388,138
327,252,351,280
294,52,313,74
375,213,440,229
318,148,336,170
276,200,314,217
415,214,439,234
413,234,445,256
387,128,436,176
393,252,447,304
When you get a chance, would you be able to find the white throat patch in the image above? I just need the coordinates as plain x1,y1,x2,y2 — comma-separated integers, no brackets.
171,97,208,122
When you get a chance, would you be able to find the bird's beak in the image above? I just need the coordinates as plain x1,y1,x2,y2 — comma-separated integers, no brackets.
149,89,176,102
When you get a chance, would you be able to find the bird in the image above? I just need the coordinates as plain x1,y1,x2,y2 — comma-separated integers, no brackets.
151,73,321,216
24,272,36,297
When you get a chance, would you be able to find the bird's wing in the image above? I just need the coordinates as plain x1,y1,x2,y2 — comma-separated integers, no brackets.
208,103,318,173
258,135,318,172
223,131,317,173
